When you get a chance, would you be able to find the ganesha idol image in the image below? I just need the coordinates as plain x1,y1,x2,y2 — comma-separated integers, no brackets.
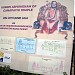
33,1,72,39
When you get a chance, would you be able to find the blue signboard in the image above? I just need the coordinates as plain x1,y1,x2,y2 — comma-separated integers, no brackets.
16,38,36,54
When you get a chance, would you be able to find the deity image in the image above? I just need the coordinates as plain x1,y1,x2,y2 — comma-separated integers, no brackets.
33,1,72,39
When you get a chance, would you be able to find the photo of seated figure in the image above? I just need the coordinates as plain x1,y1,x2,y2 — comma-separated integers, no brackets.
33,1,72,39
